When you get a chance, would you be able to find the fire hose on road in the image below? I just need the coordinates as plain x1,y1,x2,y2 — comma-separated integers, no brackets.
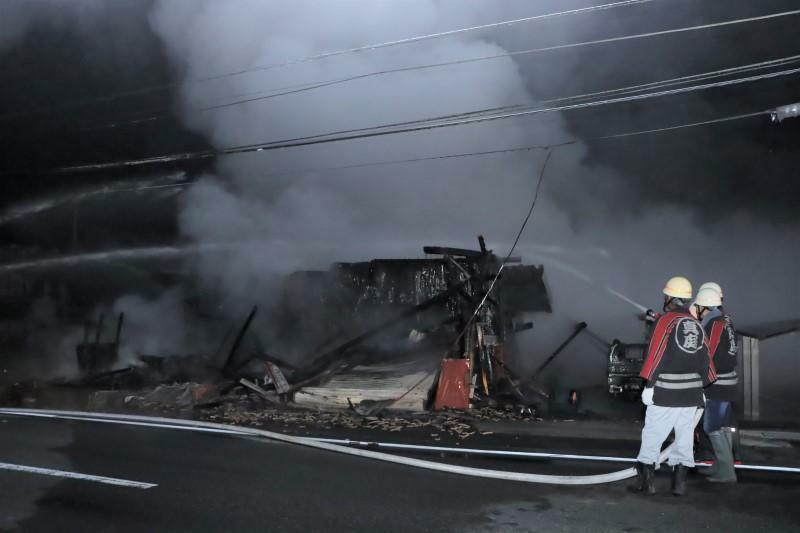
0,408,715,486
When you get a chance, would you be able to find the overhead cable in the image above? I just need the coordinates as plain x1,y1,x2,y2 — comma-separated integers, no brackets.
75,54,800,134
181,8,800,112
208,0,658,79
47,68,796,174
0,0,655,122
200,66,800,152
7,6,796,126
598,111,769,139
241,112,769,178
542,54,800,105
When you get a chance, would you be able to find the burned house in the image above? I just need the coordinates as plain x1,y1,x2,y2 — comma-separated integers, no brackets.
3,237,553,416
275,238,551,412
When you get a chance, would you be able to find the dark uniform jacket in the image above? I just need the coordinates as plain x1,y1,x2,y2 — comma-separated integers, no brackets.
704,313,738,402
640,307,716,407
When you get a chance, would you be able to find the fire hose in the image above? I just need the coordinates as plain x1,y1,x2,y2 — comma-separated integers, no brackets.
0,408,710,485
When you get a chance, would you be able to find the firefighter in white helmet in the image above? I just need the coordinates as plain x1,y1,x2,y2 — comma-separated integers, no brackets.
698,282,723,300
629,277,716,496
694,285,738,483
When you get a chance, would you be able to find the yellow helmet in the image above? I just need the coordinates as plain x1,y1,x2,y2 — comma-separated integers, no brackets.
663,276,692,299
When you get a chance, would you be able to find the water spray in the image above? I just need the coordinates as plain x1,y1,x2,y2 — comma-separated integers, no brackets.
0,244,225,273
0,175,192,226
538,254,648,314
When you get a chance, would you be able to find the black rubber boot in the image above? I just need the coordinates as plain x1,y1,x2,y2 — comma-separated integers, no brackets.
698,460,718,476
671,465,688,496
708,429,737,483
627,462,644,492
628,462,655,495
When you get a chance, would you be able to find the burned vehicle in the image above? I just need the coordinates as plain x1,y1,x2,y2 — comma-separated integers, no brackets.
607,340,646,399
607,317,653,399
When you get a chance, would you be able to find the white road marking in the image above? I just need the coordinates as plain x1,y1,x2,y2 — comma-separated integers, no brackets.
0,462,157,489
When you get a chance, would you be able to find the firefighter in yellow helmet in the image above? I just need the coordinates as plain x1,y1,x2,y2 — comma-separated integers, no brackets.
630,277,715,496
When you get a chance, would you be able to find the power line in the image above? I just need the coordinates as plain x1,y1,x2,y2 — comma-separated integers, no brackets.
597,110,767,139
170,8,800,114
479,149,553,303
48,67,797,174
9,6,797,130
434,148,554,372
203,66,800,151
542,54,800,105
216,109,771,177
78,103,525,134
219,112,770,177
0,0,655,123
260,143,575,179
208,0,657,79
76,54,800,134
2,107,771,227
121,8,800,124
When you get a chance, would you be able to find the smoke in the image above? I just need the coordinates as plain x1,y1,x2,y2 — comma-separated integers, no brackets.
111,288,214,361
149,0,568,310
143,0,799,402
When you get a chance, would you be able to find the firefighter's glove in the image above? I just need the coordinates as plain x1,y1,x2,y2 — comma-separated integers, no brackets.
641,386,654,406
645,309,658,323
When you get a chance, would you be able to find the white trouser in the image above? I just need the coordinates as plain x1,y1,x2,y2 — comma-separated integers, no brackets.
636,405,699,467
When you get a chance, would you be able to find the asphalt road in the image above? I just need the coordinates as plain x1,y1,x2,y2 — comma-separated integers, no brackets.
1,414,799,532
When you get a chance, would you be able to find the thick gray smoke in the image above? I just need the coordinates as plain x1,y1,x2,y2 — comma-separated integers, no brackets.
142,1,798,402
149,0,562,304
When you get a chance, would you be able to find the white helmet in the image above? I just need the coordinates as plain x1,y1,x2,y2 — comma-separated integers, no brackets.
663,276,692,299
698,282,723,299
695,287,722,308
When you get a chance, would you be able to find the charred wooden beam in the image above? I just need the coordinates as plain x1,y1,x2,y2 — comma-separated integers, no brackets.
115,312,125,346
531,322,587,381
290,279,471,387
513,322,534,333
222,305,258,374
95,313,105,344
239,378,276,403
424,246,483,258
478,235,488,254
423,246,521,263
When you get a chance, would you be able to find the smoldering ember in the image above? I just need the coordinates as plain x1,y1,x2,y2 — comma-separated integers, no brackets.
1,2,799,532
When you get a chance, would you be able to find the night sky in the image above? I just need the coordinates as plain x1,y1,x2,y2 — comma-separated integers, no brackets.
1,0,798,225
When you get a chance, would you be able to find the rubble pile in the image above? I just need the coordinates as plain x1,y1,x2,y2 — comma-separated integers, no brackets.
0,239,559,428
205,405,482,440
469,406,540,422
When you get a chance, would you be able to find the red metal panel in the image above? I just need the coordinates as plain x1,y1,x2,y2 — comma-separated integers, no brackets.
433,359,470,410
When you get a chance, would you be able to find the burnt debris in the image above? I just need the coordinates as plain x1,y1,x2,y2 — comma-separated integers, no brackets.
3,237,556,417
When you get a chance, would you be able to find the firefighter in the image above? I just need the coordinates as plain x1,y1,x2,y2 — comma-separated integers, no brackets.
629,276,716,496
694,285,738,483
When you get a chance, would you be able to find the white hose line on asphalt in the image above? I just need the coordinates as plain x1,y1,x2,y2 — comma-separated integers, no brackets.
312,438,644,464
0,410,248,436
12,409,800,474
4,409,646,464
0,461,157,489
1,408,645,485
